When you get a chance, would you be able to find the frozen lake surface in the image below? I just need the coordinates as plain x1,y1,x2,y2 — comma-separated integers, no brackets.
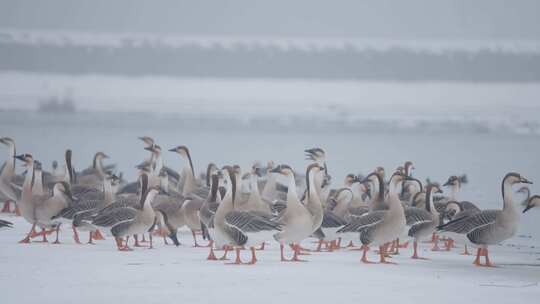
0,215,539,304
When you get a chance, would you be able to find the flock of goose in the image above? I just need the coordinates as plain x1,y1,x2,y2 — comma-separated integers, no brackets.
1,136,538,267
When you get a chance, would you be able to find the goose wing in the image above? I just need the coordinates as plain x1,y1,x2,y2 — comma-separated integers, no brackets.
404,207,433,226
321,210,347,228
92,207,137,228
337,211,386,233
225,211,282,233
437,210,497,234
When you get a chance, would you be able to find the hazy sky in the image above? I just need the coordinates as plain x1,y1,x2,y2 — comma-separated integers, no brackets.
0,0,539,40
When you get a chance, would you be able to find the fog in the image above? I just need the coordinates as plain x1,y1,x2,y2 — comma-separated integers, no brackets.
1,0,540,40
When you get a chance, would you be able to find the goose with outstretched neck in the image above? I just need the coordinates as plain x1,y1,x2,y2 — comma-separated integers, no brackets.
272,164,314,262
405,183,443,259
92,174,160,251
213,166,282,265
437,172,532,267
337,171,408,264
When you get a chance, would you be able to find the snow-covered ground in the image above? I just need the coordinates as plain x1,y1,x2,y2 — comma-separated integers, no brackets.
0,214,539,304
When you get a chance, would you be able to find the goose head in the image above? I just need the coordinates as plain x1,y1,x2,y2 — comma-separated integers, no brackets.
169,145,194,176
304,147,325,162
271,164,295,178
15,153,33,167
404,161,414,177
221,166,237,204
503,172,532,186
0,137,15,147
344,174,358,187
251,161,263,177
138,136,154,147
145,144,161,156
523,195,540,213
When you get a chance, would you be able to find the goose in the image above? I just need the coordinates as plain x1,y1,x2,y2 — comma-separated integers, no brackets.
523,195,540,213
238,162,272,215
0,137,18,213
272,164,314,262
152,168,188,246
34,181,77,244
442,175,468,201
138,136,180,183
405,183,443,259
14,153,40,243
305,148,331,203
437,172,532,267
337,171,408,264
439,200,480,255
77,152,111,188
92,174,160,251
58,173,120,244
213,166,282,264
0,218,13,230
200,171,224,260
169,145,208,246
301,163,328,248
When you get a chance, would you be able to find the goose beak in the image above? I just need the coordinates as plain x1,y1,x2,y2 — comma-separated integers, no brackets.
442,180,451,186
436,188,443,194
168,148,177,153
270,167,281,174
14,154,25,161
520,177,532,184
523,204,533,213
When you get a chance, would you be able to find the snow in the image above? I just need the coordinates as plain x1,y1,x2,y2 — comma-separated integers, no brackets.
0,214,539,304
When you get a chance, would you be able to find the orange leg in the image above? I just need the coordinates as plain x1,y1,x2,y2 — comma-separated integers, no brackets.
399,240,409,248
346,240,355,248
431,235,441,251
483,248,495,267
93,229,105,240
290,244,308,262
119,236,133,251
19,223,36,243
148,234,154,249
361,245,375,264
134,235,145,247
257,242,266,251
1,200,11,213
411,241,429,260
244,247,257,265
380,244,397,264
329,240,338,251
72,225,81,244
225,247,242,265
315,239,324,252
473,248,483,266
219,245,230,260
461,245,470,255
207,241,218,260
140,233,148,243
14,205,20,216
34,228,49,243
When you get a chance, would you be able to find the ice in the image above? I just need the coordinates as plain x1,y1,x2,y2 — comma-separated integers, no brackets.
0,215,539,304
